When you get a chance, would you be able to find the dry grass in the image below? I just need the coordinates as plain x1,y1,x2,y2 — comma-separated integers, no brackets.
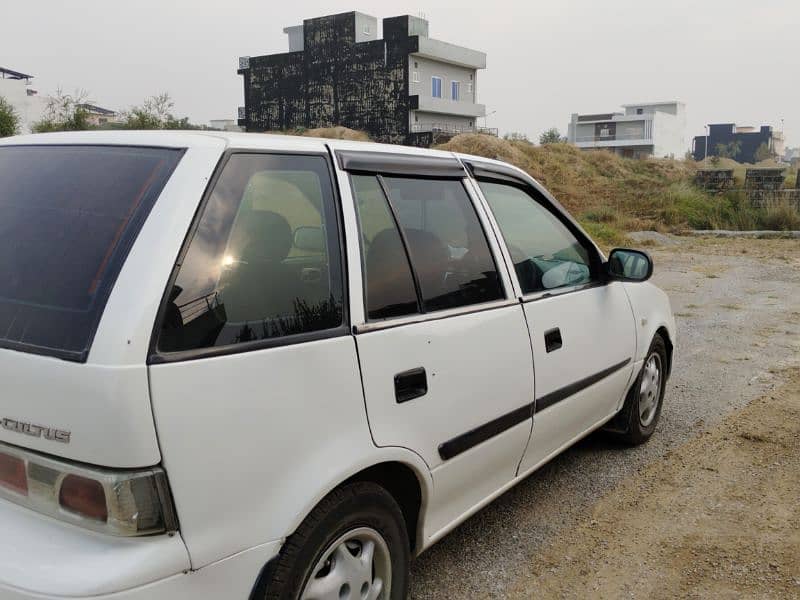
266,125,371,142
302,126,370,141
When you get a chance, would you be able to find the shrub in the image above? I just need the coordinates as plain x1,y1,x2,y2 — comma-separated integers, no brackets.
0,96,19,137
757,205,800,231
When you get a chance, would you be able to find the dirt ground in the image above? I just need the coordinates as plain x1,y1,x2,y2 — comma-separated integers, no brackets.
508,369,800,599
410,237,800,599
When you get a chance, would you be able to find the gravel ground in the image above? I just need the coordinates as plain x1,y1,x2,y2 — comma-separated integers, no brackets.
408,236,800,599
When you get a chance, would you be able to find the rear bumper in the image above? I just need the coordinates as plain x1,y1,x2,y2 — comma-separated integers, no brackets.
0,499,281,599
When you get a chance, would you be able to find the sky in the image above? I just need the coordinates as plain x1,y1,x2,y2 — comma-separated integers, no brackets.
3,0,799,147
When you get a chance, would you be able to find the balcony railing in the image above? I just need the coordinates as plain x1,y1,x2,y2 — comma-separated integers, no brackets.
575,134,653,143
412,123,498,137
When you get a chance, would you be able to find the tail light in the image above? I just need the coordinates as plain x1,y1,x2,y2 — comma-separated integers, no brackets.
0,442,177,536
0,451,28,495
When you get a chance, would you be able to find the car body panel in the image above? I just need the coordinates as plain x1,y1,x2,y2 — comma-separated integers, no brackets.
0,497,190,597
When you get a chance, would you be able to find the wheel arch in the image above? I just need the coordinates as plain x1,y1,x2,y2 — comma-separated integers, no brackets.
655,325,674,379
249,455,430,599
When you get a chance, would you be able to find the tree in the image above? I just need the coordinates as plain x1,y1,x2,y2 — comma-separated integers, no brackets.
121,93,201,130
715,141,741,160
503,131,530,143
754,142,773,163
32,88,91,133
539,127,566,145
0,96,20,137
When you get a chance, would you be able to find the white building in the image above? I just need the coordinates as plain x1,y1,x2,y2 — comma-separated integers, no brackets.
0,67,47,134
567,101,687,159
209,119,243,132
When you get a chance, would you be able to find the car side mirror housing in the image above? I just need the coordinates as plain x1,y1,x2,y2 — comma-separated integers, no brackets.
606,248,653,282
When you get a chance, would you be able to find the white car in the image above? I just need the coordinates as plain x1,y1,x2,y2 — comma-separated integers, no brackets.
0,131,675,600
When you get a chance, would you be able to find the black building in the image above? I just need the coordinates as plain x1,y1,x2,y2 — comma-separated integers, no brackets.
237,11,487,146
692,123,784,163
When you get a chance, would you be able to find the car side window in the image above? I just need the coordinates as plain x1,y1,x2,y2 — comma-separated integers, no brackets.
158,154,345,353
477,181,592,294
351,175,420,320
352,174,504,318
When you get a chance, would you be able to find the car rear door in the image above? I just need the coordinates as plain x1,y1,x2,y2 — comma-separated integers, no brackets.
468,163,637,474
336,151,535,539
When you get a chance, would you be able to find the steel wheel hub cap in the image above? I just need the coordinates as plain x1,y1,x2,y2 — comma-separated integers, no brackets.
638,353,662,427
301,527,391,600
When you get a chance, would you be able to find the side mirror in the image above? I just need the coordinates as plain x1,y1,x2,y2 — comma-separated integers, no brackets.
293,226,325,253
606,248,653,282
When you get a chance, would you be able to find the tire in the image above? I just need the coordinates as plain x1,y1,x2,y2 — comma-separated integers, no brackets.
608,334,668,445
257,482,410,600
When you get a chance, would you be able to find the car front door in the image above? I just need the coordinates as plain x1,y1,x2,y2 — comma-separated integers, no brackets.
472,172,637,474
339,153,535,539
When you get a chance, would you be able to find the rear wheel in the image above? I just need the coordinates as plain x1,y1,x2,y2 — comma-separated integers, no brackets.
609,334,668,445
258,482,409,600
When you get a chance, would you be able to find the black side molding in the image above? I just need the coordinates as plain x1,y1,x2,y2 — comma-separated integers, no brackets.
536,358,632,413
336,150,467,178
438,403,533,461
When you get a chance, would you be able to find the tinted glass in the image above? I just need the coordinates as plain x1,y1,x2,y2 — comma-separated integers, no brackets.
382,177,504,312
158,154,344,353
351,175,419,320
478,182,592,293
0,145,182,361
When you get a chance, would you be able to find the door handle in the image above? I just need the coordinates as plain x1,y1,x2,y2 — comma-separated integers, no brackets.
544,328,563,353
394,367,428,404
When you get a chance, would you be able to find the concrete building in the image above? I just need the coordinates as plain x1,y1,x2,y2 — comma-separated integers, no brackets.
692,124,785,163
0,67,46,134
567,102,687,159
237,11,487,145
78,104,121,127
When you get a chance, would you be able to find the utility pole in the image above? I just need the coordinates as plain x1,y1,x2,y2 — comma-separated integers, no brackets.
704,124,709,164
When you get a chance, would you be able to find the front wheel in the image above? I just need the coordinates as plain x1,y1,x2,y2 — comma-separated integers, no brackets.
609,334,668,445
258,482,410,600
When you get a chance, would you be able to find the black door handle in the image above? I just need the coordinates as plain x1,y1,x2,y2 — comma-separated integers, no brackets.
394,367,428,404
544,328,562,353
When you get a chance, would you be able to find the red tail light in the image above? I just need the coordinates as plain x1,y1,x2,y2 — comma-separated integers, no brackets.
0,452,27,496
59,474,108,522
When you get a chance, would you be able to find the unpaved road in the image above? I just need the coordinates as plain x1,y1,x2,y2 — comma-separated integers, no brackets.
508,369,800,599
409,237,800,599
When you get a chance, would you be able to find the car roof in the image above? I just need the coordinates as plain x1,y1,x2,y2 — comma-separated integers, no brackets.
0,129,540,194
0,129,499,165
0,130,447,156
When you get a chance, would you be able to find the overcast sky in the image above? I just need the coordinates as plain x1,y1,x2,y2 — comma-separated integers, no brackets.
3,0,798,147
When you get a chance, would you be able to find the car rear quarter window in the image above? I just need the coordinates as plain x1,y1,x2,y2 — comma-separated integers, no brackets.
156,153,345,355
0,145,183,361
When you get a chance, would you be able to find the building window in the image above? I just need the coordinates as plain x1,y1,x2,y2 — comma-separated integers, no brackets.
467,82,473,94
636,108,644,115
451,81,460,101
432,76,443,98
363,24,371,34
412,71,420,83
470,73,473,80
414,61,418,68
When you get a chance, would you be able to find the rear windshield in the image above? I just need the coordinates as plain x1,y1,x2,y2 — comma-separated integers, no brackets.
0,145,183,361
